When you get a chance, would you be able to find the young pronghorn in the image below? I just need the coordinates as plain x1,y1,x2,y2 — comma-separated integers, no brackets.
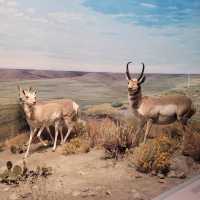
125,61,196,145
18,86,79,158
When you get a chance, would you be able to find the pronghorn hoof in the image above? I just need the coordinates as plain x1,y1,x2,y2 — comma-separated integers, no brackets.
52,149,56,152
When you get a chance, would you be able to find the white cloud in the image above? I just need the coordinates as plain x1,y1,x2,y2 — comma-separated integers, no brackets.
0,0,199,73
140,3,157,8
6,1,17,7
27,7,35,14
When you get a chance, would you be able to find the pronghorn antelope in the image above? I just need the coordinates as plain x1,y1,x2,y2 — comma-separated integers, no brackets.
126,61,196,145
18,86,79,158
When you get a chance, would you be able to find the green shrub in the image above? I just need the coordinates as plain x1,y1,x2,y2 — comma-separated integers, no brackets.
111,101,123,108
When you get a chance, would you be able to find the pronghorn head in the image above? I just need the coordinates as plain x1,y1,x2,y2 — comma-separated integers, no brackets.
125,61,146,92
18,86,37,105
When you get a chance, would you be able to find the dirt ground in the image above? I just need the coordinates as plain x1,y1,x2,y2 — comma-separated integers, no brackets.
0,144,194,200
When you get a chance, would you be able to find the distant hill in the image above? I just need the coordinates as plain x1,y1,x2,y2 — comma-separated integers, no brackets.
0,68,198,81
0,68,89,80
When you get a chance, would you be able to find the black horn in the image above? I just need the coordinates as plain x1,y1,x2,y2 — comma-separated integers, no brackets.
137,62,145,81
126,61,132,80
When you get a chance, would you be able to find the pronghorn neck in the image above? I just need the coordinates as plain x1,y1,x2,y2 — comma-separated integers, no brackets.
23,103,35,120
128,86,142,109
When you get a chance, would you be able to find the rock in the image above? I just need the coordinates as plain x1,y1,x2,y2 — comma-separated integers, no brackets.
135,172,143,179
81,187,89,192
157,173,165,179
95,186,103,191
159,179,166,184
176,172,186,179
88,191,97,197
81,190,97,198
3,187,9,191
167,170,186,179
19,193,32,199
72,191,81,197
167,170,177,178
182,130,200,161
131,189,144,200
170,156,190,175
78,171,86,176
105,190,112,196
150,170,157,176
9,193,18,200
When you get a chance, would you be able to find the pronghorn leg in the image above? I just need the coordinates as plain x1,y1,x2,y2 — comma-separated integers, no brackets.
59,126,64,144
143,119,153,144
24,128,37,158
37,126,48,146
63,120,73,143
133,120,146,146
63,126,73,143
46,126,54,143
52,122,59,152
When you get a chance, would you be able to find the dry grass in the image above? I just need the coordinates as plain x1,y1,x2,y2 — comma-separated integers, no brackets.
129,134,180,174
86,118,136,159
61,138,90,155
84,103,121,118
4,132,29,148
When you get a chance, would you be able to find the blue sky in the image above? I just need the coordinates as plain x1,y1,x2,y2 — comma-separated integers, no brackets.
0,0,199,73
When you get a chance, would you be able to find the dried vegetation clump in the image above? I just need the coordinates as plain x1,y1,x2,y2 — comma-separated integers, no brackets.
4,132,29,148
130,135,180,174
62,138,90,155
86,118,135,159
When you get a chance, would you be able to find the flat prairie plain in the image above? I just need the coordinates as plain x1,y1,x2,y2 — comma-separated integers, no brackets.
0,71,199,141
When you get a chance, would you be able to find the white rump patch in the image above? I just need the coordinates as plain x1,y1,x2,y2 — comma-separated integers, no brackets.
73,102,79,114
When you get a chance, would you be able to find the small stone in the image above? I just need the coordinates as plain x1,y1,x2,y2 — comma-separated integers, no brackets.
177,172,186,179
167,170,176,178
81,187,90,192
105,190,112,196
78,171,86,176
20,193,32,199
3,187,9,191
32,185,38,190
135,173,143,179
150,170,157,176
9,193,18,200
72,191,81,197
157,173,165,179
159,179,166,184
88,191,97,197
95,186,103,191
131,189,144,200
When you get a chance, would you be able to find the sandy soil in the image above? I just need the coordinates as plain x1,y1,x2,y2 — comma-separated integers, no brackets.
0,145,190,200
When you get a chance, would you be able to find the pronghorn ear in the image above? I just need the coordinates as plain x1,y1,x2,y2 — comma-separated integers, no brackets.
17,85,22,92
22,90,26,96
139,76,146,84
33,88,38,95
29,87,33,92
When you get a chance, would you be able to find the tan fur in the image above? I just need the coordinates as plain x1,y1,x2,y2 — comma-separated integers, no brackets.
126,62,195,145
18,86,79,158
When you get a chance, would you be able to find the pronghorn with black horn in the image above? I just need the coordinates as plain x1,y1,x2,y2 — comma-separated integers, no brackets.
125,61,196,145
18,86,80,158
